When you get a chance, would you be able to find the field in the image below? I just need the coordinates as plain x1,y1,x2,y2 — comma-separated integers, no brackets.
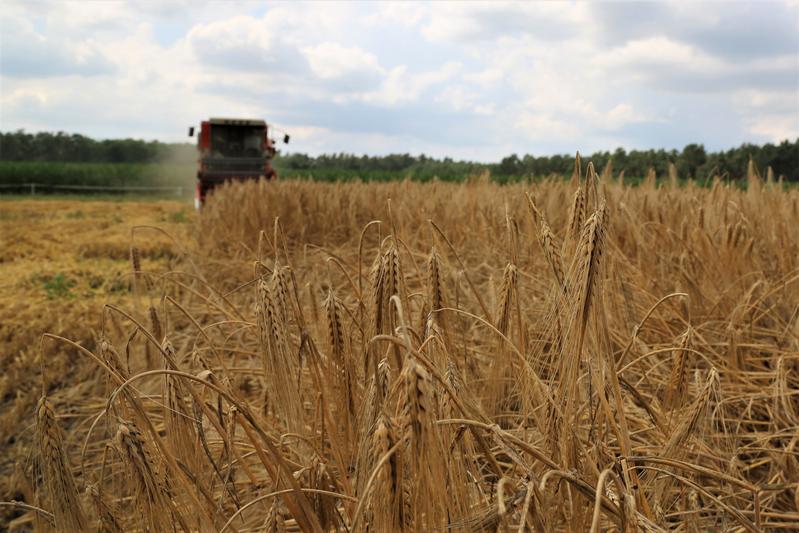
1,169,798,531
0,197,192,523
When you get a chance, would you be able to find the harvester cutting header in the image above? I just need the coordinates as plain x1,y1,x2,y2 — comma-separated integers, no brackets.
189,117,289,207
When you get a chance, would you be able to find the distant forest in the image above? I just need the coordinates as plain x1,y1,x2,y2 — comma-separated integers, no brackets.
1,130,798,182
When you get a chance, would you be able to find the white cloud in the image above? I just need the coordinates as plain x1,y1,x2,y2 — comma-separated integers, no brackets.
420,2,588,43
433,85,497,117
0,8,115,78
187,15,294,71
1,0,796,158
515,112,581,141
362,62,461,105
732,89,798,112
361,3,427,28
303,42,384,80
435,86,476,112
464,68,503,88
746,116,799,142
47,1,136,34
730,89,799,143
1,87,50,108
605,104,648,130
601,37,719,71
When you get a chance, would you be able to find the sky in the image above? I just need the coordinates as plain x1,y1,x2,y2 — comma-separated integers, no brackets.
1,1,798,161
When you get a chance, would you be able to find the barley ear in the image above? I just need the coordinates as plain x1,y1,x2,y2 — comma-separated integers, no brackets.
539,218,565,289
563,187,585,259
570,151,582,188
148,305,163,342
130,245,141,275
36,396,89,531
87,483,125,533
664,327,693,413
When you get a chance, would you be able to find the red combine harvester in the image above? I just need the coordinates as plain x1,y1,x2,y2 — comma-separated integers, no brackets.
189,118,289,208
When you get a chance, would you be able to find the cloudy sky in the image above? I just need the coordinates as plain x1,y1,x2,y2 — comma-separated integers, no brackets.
1,1,797,160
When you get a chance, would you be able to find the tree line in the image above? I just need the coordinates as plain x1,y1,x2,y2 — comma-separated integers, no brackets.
0,130,194,164
2,130,797,181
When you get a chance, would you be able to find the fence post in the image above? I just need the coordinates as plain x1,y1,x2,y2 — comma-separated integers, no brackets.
30,183,36,195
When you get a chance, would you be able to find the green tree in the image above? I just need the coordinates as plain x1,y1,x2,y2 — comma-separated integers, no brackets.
679,143,707,179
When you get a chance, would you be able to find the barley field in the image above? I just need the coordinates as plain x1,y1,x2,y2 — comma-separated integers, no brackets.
2,165,798,531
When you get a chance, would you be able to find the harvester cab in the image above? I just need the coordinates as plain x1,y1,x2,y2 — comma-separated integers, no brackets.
189,118,289,208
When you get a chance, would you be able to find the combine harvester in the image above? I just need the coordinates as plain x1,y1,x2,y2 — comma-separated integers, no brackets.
189,118,289,208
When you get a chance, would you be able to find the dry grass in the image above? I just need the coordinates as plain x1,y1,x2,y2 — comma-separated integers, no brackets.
2,169,799,531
